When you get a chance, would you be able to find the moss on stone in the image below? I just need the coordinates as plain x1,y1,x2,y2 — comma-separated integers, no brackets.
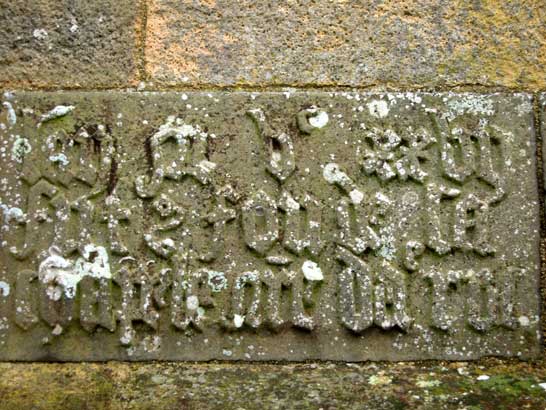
0,359,545,409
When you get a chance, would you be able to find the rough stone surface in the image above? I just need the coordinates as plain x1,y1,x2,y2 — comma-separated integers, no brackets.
0,0,140,89
145,0,546,90
0,360,545,409
0,91,540,361
542,94,546,198
1,1,545,407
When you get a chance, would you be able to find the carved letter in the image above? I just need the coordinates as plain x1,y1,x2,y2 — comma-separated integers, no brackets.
241,191,278,255
335,246,373,333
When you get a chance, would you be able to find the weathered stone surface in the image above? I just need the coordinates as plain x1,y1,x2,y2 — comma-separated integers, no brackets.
0,91,540,361
0,360,546,410
542,94,546,198
0,0,140,89
145,1,546,89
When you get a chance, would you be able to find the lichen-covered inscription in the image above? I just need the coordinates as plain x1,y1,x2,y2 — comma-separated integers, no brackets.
0,91,540,361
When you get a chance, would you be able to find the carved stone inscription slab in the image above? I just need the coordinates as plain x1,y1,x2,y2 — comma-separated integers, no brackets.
0,91,540,361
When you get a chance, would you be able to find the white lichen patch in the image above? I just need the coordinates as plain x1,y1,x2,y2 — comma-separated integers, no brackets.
69,19,79,33
306,107,329,129
376,229,396,261
265,255,292,265
302,260,323,281
197,159,217,174
0,281,10,297
48,153,69,166
0,204,25,224
235,271,259,289
156,116,209,144
446,95,494,120
75,244,112,280
11,137,31,163
416,379,441,388
368,374,392,386
186,295,199,310
40,105,75,123
207,270,227,292
349,189,364,205
323,163,352,186
127,335,161,356
367,100,389,118
234,314,245,328
2,102,16,126
456,367,469,376
32,28,48,40
271,151,282,168
39,247,74,300
247,108,266,123
516,97,533,117
39,244,112,300
279,190,300,211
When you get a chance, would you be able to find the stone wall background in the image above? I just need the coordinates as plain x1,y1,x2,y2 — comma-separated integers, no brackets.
2,0,545,91
0,1,545,408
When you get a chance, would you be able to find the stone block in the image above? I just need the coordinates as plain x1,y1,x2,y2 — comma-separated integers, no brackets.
0,0,140,88
0,91,540,360
145,0,546,89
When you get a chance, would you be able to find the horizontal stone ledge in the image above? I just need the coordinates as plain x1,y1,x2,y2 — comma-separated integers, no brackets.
0,360,545,410
0,91,541,361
